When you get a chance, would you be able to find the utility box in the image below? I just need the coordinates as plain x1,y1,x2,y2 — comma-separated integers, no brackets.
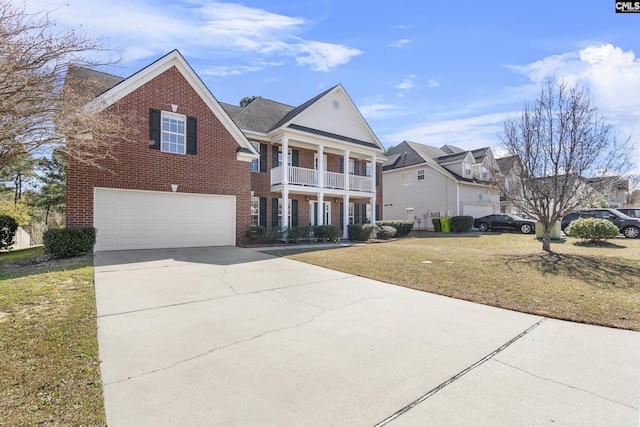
535,221,562,239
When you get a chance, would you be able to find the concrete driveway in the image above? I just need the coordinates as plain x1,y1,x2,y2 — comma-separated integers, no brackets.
94,246,640,426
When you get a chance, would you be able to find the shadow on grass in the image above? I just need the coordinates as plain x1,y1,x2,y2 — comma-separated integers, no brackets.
502,252,640,289
0,255,92,281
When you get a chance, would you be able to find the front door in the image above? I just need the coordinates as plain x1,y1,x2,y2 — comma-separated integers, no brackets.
310,201,331,225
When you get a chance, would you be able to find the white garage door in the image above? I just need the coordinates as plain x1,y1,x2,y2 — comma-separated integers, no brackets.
462,203,495,220
94,188,235,251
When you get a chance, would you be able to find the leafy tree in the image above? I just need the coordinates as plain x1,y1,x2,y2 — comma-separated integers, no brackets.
495,79,632,252
239,96,257,107
0,153,38,203
0,1,127,171
31,150,66,224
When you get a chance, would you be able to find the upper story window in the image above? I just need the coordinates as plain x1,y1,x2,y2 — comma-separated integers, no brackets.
161,111,186,154
417,169,425,180
402,171,412,186
251,142,260,172
349,159,355,175
364,162,372,177
149,108,197,155
277,147,292,167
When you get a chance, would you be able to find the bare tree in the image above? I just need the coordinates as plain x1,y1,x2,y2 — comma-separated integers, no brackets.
495,79,632,252
0,1,127,171
626,174,640,206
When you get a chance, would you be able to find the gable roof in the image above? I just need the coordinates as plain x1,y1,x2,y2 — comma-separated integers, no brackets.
496,155,519,174
221,84,384,152
384,140,493,184
65,65,125,98
81,50,257,158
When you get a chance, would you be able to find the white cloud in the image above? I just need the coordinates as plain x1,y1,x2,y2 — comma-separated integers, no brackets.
427,78,439,88
391,24,415,30
390,39,411,48
359,103,395,119
383,112,515,151
24,0,361,72
395,75,416,94
295,41,362,72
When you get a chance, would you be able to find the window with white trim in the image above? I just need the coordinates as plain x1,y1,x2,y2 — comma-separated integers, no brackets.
364,203,372,223
277,147,292,167
348,203,355,225
401,171,412,186
364,162,372,177
406,204,414,221
251,142,260,172
161,111,186,154
349,159,355,175
417,169,425,180
251,197,260,226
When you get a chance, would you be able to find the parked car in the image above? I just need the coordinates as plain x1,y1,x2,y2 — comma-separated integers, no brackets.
617,207,640,218
473,214,536,234
561,208,640,238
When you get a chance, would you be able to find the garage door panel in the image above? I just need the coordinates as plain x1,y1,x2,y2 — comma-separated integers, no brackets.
94,189,235,251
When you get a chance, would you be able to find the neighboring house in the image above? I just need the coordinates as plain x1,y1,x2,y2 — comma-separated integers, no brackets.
495,155,522,214
65,50,384,251
382,141,499,230
586,176,628,208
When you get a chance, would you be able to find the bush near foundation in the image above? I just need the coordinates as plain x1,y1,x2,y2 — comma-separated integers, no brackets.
451,216,474,232
376,220,413,237
43,227,96,258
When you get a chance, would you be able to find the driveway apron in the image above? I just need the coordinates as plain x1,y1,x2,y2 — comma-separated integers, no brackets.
93,246,640,426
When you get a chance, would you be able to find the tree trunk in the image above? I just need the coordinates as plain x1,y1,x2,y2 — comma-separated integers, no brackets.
542,223,552,252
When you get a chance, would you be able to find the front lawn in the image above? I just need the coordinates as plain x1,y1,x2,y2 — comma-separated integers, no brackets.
0,255,105,426
268,232,640,331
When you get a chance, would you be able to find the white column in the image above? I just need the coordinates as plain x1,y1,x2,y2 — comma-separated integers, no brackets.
370,195,376,224
343,150,350,191
318,145,324,189
317,192,324,225
342,194,349,239
282,136,289,185
282,188,289,231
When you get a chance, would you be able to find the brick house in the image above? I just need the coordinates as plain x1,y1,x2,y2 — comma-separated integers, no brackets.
66,50,385,251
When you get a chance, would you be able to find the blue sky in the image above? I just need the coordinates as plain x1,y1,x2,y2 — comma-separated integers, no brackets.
25,0,640,171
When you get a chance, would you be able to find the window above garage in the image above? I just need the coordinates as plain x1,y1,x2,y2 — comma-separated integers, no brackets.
149,108,197,155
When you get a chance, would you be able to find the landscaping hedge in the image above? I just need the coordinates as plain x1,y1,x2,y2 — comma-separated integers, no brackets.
566,218,619,242
375,220,413,237
43,227,97,258
0,214,18,250
312,224,341,242
450,216,474,232
348,224,374,241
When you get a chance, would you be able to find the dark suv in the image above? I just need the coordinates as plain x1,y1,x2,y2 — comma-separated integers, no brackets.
617,207,640,218
561,208,640,238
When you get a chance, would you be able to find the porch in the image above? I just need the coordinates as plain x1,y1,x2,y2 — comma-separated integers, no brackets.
271,165,374,193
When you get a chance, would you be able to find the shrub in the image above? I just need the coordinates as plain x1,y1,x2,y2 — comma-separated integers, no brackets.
348,224,374,241
285,225,312,242
245,225,268,242
43,227,96,258
0,214,19,250
312,225,341,242
376,220,413,237
566,218,619,242
450,216,474,232
376,225,397,240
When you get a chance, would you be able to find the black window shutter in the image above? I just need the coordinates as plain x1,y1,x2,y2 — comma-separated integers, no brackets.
354,203,360,224
376,164,381,186
354,160,360,176
339,158,344,174
291,200,298,226
272,146,279,167
149,109,161,150
292,149,299,167
259,197,267,227
376,204,381,221
314,202,318,226
259,144,267,172
340,203,344,228
271,198,279,227
186,116,197,155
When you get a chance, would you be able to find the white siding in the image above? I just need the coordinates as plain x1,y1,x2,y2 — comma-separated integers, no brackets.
293,91,376,146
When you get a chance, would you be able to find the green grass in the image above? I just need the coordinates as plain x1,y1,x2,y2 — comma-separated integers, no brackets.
0,255,105,426
0,246,45,265
267,232,640,331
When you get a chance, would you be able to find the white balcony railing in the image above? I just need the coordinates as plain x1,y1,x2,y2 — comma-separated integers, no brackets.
271,165,373,193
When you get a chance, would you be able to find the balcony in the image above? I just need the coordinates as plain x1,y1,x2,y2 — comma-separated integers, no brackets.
271,165,373,193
